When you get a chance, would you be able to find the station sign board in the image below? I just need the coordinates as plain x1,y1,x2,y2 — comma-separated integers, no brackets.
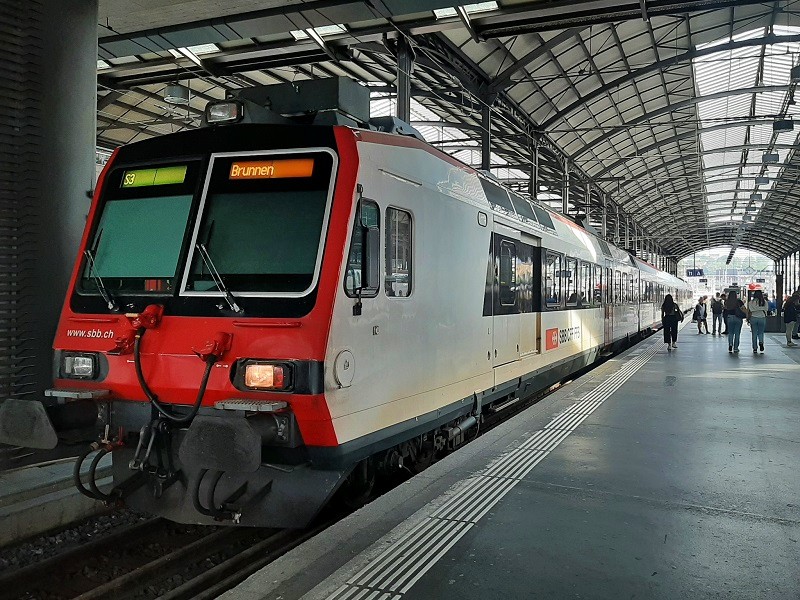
699,278,708,283
755,278,766,283
686,268,704,277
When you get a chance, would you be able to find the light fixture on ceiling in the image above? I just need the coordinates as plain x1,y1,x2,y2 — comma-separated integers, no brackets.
789,91,796,106
750,193,763,201
745,206,757,212
773,119,794,132
755,176,769,185
164,84,190,105
763,152,780,164
791,64,800,82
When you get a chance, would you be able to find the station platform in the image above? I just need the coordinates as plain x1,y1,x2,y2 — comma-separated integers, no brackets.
223,325,800,600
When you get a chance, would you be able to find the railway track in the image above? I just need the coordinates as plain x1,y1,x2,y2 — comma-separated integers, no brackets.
0,515,326,600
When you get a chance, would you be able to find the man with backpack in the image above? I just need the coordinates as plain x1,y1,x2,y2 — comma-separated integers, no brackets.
711,292,724,335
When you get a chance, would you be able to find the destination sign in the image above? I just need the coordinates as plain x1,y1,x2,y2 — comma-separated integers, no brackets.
229,158,314,180
121,165,187,188
686,268,704,277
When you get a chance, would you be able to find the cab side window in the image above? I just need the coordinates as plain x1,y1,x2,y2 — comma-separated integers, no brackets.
345,200,380,297
385,208,412,297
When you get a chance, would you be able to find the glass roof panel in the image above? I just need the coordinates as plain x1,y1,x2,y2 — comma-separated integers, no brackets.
693,26,800,235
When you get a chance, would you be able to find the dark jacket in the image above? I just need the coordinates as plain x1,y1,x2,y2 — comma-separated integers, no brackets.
784,302,798,323
711,298,723,314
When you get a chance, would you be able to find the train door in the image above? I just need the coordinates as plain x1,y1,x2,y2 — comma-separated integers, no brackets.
518,233,539,356
604,265,613,344
492,223,520,367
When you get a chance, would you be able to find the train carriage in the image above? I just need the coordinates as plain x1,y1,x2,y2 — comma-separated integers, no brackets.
0,79,691,528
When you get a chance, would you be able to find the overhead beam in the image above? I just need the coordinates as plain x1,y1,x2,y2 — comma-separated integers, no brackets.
542,32,800,130
488,27,583,92
473,0,773,37
571,84,792,162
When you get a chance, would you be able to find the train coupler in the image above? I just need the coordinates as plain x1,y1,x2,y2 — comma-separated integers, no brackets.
128,417,181,498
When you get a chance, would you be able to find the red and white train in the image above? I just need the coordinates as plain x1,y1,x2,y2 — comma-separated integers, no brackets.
0,81,691,527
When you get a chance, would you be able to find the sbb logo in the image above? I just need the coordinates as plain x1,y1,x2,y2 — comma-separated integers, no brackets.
545,328,559,351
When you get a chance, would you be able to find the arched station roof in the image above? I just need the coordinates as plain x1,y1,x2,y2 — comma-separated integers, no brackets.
95,0,800,262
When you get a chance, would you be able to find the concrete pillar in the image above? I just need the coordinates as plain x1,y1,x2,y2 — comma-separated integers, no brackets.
396,37,413,123
0,0,98,401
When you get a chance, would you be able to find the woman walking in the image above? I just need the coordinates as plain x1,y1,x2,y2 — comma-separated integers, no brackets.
662,293,683,351
747,290,768,353
725,290,745,353
783,293,799,347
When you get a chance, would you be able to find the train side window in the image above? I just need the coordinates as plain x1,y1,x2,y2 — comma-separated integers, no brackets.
498,240,517,306
545,251,562,307
605,267,612,304
581,262,592,307
615,270,622,304
385,208,412,297
593,265,602,305
565,258,579,306
345,200,380,298
623,272,629,303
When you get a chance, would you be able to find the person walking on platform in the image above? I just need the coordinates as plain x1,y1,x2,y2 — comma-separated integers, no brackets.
662,293,682,350
694,296,709,334
747,290,768,353
725,291,745,353
711,292,724,335
720,293,728,335
783,293,799,347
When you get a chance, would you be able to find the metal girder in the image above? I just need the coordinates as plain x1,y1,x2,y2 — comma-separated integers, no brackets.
97,90,124,110
595,140,796,179
541,32,800,130
471,0,775,38
571,85,793,162
488,27,584,92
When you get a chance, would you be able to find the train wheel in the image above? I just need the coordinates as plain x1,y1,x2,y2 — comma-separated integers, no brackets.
341,458,376,509
409,437,435,474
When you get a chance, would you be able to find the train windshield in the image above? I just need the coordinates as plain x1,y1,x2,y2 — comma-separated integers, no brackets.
78,162,199,296
184,151,335,295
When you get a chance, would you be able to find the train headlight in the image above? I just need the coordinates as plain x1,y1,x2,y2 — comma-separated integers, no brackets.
61,352,98,379
241,361,290,391
205,100,243,125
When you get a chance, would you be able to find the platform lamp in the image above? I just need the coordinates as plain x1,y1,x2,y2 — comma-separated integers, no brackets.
762,152,780,164
755,176,770,185
164,83,190,105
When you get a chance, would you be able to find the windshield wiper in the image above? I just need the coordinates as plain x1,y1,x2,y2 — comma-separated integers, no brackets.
83,249,118,311
195,243,242,313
